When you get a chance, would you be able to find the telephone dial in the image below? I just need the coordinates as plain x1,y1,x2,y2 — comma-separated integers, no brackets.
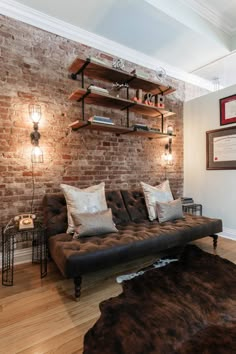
14,213,36,230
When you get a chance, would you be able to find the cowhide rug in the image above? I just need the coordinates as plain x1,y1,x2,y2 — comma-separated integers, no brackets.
83,245,236,354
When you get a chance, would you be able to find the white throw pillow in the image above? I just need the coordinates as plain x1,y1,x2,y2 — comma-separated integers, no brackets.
141,180,173,221
60,182,107,233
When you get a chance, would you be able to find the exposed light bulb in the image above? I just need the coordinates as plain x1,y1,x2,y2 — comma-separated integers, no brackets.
167,153,173,163
31,146,43,163
29,104,41,123
31,111,41,123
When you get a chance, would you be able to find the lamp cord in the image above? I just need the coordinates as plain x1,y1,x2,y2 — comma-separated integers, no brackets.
30,161,35,214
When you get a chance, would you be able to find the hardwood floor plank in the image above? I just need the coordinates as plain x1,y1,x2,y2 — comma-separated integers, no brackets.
0,236,235,354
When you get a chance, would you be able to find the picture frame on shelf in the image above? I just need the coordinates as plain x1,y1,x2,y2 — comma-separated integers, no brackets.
206,126,236,170
220,94,236,125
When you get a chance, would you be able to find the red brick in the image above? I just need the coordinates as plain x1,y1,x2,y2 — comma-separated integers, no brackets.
0,15,184,232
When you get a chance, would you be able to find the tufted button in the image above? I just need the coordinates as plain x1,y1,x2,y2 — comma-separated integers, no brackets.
116,203,121,208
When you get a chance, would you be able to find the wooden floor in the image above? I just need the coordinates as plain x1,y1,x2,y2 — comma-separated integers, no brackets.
0,236,235,354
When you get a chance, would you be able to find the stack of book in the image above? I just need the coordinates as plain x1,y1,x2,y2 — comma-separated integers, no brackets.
88,116,114,125
132,124,149,131
181,197,194,205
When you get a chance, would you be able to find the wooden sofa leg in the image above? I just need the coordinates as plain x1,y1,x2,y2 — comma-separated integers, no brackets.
210,235,218,250
74,276,82,301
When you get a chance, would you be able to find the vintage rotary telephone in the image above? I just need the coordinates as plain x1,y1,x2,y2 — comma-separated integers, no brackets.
14,213,36,230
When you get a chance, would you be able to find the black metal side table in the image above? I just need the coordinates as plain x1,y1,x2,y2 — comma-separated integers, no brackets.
182,203,202,216
2,221,47,286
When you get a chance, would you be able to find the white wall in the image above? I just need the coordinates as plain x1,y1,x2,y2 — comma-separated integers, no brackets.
184,85,236,239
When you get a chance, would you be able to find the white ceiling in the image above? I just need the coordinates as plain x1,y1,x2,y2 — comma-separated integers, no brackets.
1,0,236,93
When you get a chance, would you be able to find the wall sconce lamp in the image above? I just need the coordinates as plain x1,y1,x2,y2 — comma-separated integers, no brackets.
164,137,173,165
29,104,43,163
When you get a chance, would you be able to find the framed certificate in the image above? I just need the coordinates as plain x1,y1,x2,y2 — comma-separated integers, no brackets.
206,126,236,170
220,94,236,125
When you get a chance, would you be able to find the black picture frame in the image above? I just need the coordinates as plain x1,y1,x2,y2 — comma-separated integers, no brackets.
220,94,236,125
206,126,236,170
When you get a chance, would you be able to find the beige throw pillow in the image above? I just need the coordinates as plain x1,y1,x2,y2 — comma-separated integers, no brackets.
156,198,184,223
60,182,107,234
71,208,118,238
141,180,173,221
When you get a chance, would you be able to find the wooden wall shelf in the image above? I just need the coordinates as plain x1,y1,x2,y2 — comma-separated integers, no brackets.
69,120,175,139
69,120,131,134
125,130,176,139
68,57,175,95
128,102,175,118
68,56,177,138
69,88,132,110
69,88,175,118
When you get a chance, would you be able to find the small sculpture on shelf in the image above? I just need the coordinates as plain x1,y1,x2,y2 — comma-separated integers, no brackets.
144,93,155,106
111,82,129,97
112,82,129,91
155,94,165,108
131,91,165,108
112,58,125,71
132,89,143,103
156,67,166,82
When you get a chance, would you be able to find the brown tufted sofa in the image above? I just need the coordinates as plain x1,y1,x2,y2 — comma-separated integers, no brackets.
43,190,222,300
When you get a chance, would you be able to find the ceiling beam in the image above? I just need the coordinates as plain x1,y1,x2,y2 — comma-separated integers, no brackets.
145,0,231,50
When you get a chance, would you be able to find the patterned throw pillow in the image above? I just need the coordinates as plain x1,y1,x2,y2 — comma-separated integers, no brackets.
156,198,184,223
71,208,118,238
141,180,173,221
60,182,107,234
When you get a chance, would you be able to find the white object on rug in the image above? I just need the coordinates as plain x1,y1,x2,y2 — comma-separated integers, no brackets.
116,258,178,284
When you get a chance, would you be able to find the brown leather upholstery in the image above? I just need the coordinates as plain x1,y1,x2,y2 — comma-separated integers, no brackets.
121,189,148,221
43,190,223,280
48,214,222,278
43,193,67,238
105,190,130,224
43,190,130,239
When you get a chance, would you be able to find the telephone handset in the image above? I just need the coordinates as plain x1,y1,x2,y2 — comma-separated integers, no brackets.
14,213,36,230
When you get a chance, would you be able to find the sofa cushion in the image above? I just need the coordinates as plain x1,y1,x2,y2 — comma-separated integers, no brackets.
60,182,107,234
72,208,118,238
48,214,222,278
43,190,130,238
105,190,130,225
121,190,149,222
141,180,174,221
156,198,184,223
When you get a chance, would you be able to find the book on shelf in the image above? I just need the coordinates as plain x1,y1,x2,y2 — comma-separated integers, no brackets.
149,128,160,133
132,124,149,131
88,85,109,95
88,116,114,125
181,197,194,204
88,56,105,66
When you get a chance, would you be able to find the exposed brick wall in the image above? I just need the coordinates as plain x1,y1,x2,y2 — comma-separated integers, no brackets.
0,15,184,234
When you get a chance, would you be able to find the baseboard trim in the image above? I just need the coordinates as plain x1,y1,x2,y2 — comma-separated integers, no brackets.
0,247,32,270
218,227,236,241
